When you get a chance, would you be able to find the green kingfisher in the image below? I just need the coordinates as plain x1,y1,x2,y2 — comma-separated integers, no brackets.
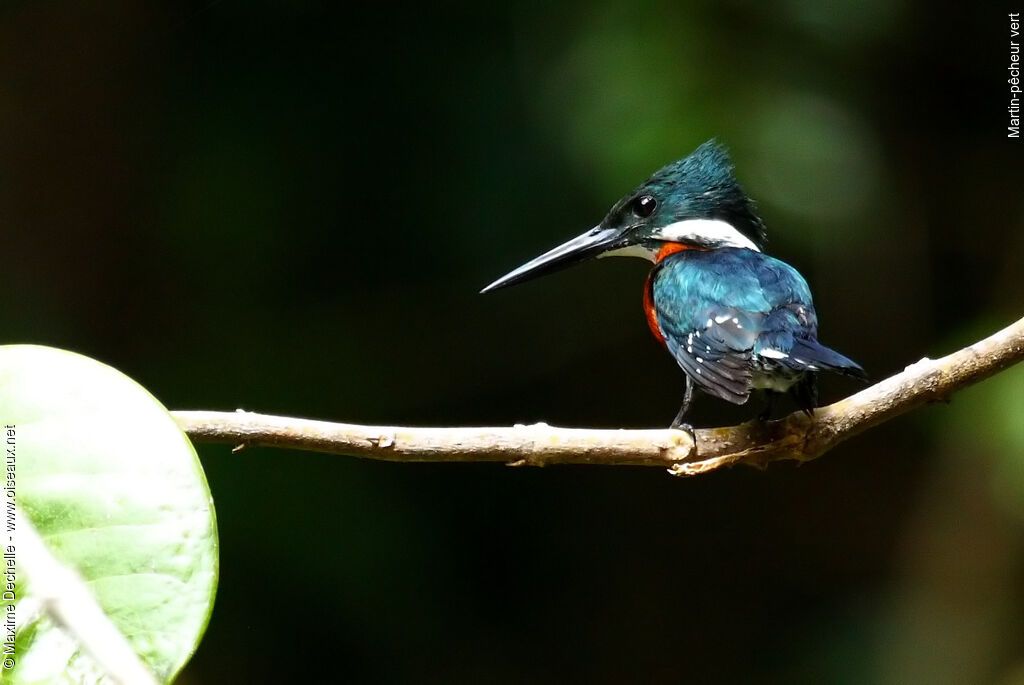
481,140,866,429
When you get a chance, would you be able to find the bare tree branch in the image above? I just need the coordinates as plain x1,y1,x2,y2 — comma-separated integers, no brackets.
173,315,1024,476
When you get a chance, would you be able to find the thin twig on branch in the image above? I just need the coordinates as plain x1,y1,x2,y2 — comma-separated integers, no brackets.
173,315,1024,476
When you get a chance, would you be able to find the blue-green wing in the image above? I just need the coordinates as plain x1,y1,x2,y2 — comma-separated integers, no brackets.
651,248,816,403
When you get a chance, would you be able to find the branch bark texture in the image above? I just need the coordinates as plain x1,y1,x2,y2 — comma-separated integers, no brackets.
174,315,1024,476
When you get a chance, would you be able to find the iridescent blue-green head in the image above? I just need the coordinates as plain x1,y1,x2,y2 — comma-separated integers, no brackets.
481,140,767,292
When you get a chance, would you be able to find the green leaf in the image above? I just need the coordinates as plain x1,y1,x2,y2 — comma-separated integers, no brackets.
0,345,218,684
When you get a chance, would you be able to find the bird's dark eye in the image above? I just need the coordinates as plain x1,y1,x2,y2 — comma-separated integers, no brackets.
632,195,657,218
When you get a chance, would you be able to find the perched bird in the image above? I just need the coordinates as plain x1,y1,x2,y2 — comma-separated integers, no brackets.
481,140,866,429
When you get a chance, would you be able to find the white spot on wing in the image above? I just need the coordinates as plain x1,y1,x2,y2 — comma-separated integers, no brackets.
759,349,789,359
714,314,731,324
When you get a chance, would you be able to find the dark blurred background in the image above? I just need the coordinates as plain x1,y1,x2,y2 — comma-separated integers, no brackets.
3,1,1024,682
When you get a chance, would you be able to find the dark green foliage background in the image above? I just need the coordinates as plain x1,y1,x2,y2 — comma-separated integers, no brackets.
2,1,1023,683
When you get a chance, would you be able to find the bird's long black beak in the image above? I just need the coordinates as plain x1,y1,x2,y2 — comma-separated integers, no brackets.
480,226,623,293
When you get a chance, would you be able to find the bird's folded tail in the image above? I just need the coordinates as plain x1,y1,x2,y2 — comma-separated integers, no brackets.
787,338,868,381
